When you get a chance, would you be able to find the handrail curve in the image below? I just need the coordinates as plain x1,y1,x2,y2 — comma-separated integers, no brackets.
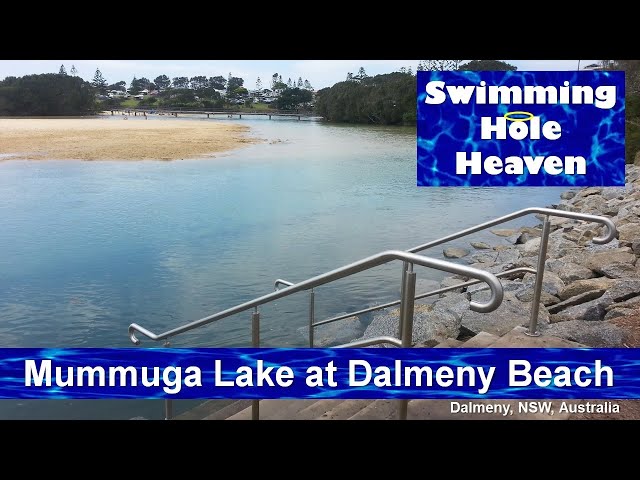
407,207,616,255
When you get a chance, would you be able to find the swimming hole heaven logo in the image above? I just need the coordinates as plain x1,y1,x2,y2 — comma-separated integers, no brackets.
416,71,625,187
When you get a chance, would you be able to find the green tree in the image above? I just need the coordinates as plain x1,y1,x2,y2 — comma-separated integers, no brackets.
226,76,244,94
297,77,303,88
154,75,171,90
107,81,127,92
129,77,151,94
92,68,107,94
190,76,208,90
271,73,279,89
458,60,517,71
59,64,67,75
256,77,262,90
355,67,368,81
273,81,287,91
172,77,189,89
274,87,312,110
0,73,97,115
603,60,640,162
70,65,78,76
209,76,226,90
316,72,415,125
304,79,312,90
287,78,292,87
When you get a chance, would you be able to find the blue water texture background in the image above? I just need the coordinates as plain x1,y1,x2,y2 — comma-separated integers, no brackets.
2,347,638,400
417,71,625,187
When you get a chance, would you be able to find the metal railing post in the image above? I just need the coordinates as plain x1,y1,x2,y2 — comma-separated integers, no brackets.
398,263,416,420
309,289,315,347
252,307,260,420
163,338,173,420
526,217,551,337
398,261,408,340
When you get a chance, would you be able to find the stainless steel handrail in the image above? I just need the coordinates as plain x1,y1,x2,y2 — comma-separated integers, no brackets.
407,207,616,254
274,279,294,290
286,207,616,347
312,267,536,329
128,249,503,345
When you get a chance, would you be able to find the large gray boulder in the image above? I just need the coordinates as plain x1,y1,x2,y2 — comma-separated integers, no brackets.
574,187,603,199
550,298,609,322
451,290,549,337
521,271,566,297
547,261,595,284
443,247,470,259
605,295,640,310
490,228,519,237
617,223,640,247
470,252,499,264
598,263,639,279
522,237,541,256
548,276,640,321
583,249,637,274
439,276,466,295
604,308,635,320
515,289,560,306
359,303,460,347
415,278,441,304
602,278,640,303
542,320,627,347
308,316,365,347
558,277,617,300
547,290,606,314
574,194,608,214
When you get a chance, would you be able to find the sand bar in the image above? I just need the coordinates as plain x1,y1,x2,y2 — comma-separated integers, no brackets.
0,117,257,161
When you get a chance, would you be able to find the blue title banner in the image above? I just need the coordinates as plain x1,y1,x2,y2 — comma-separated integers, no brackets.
417,70,625,187
2,347,640,399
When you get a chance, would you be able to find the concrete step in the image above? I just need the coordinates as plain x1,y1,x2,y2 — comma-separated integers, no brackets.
226,400,300,420
348,400,399,420
460,331,500,348
296,400,346,420
434,338,464,348
316,400,374,420
264,400,318,420
202,400,253,420
490,326,585,347
174,399,238,420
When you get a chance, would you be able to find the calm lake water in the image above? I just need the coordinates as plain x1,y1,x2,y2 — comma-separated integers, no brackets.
0,115,564,419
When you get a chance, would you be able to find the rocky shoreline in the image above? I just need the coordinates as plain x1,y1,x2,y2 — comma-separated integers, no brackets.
349,164,640,348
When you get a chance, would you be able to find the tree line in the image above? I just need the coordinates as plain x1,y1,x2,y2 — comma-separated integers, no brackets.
598,60,640,164
0,73,97,116
94,68,314,110
315,60,517,126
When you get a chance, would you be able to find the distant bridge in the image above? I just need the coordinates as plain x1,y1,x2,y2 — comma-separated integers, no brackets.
107,107,322,121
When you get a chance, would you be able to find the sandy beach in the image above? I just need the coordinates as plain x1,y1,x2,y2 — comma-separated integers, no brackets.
0,117,257,161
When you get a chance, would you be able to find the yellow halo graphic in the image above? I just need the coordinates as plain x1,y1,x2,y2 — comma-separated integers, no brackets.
504,111,534,122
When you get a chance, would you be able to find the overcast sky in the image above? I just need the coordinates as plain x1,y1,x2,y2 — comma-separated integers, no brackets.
0,60,599,89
